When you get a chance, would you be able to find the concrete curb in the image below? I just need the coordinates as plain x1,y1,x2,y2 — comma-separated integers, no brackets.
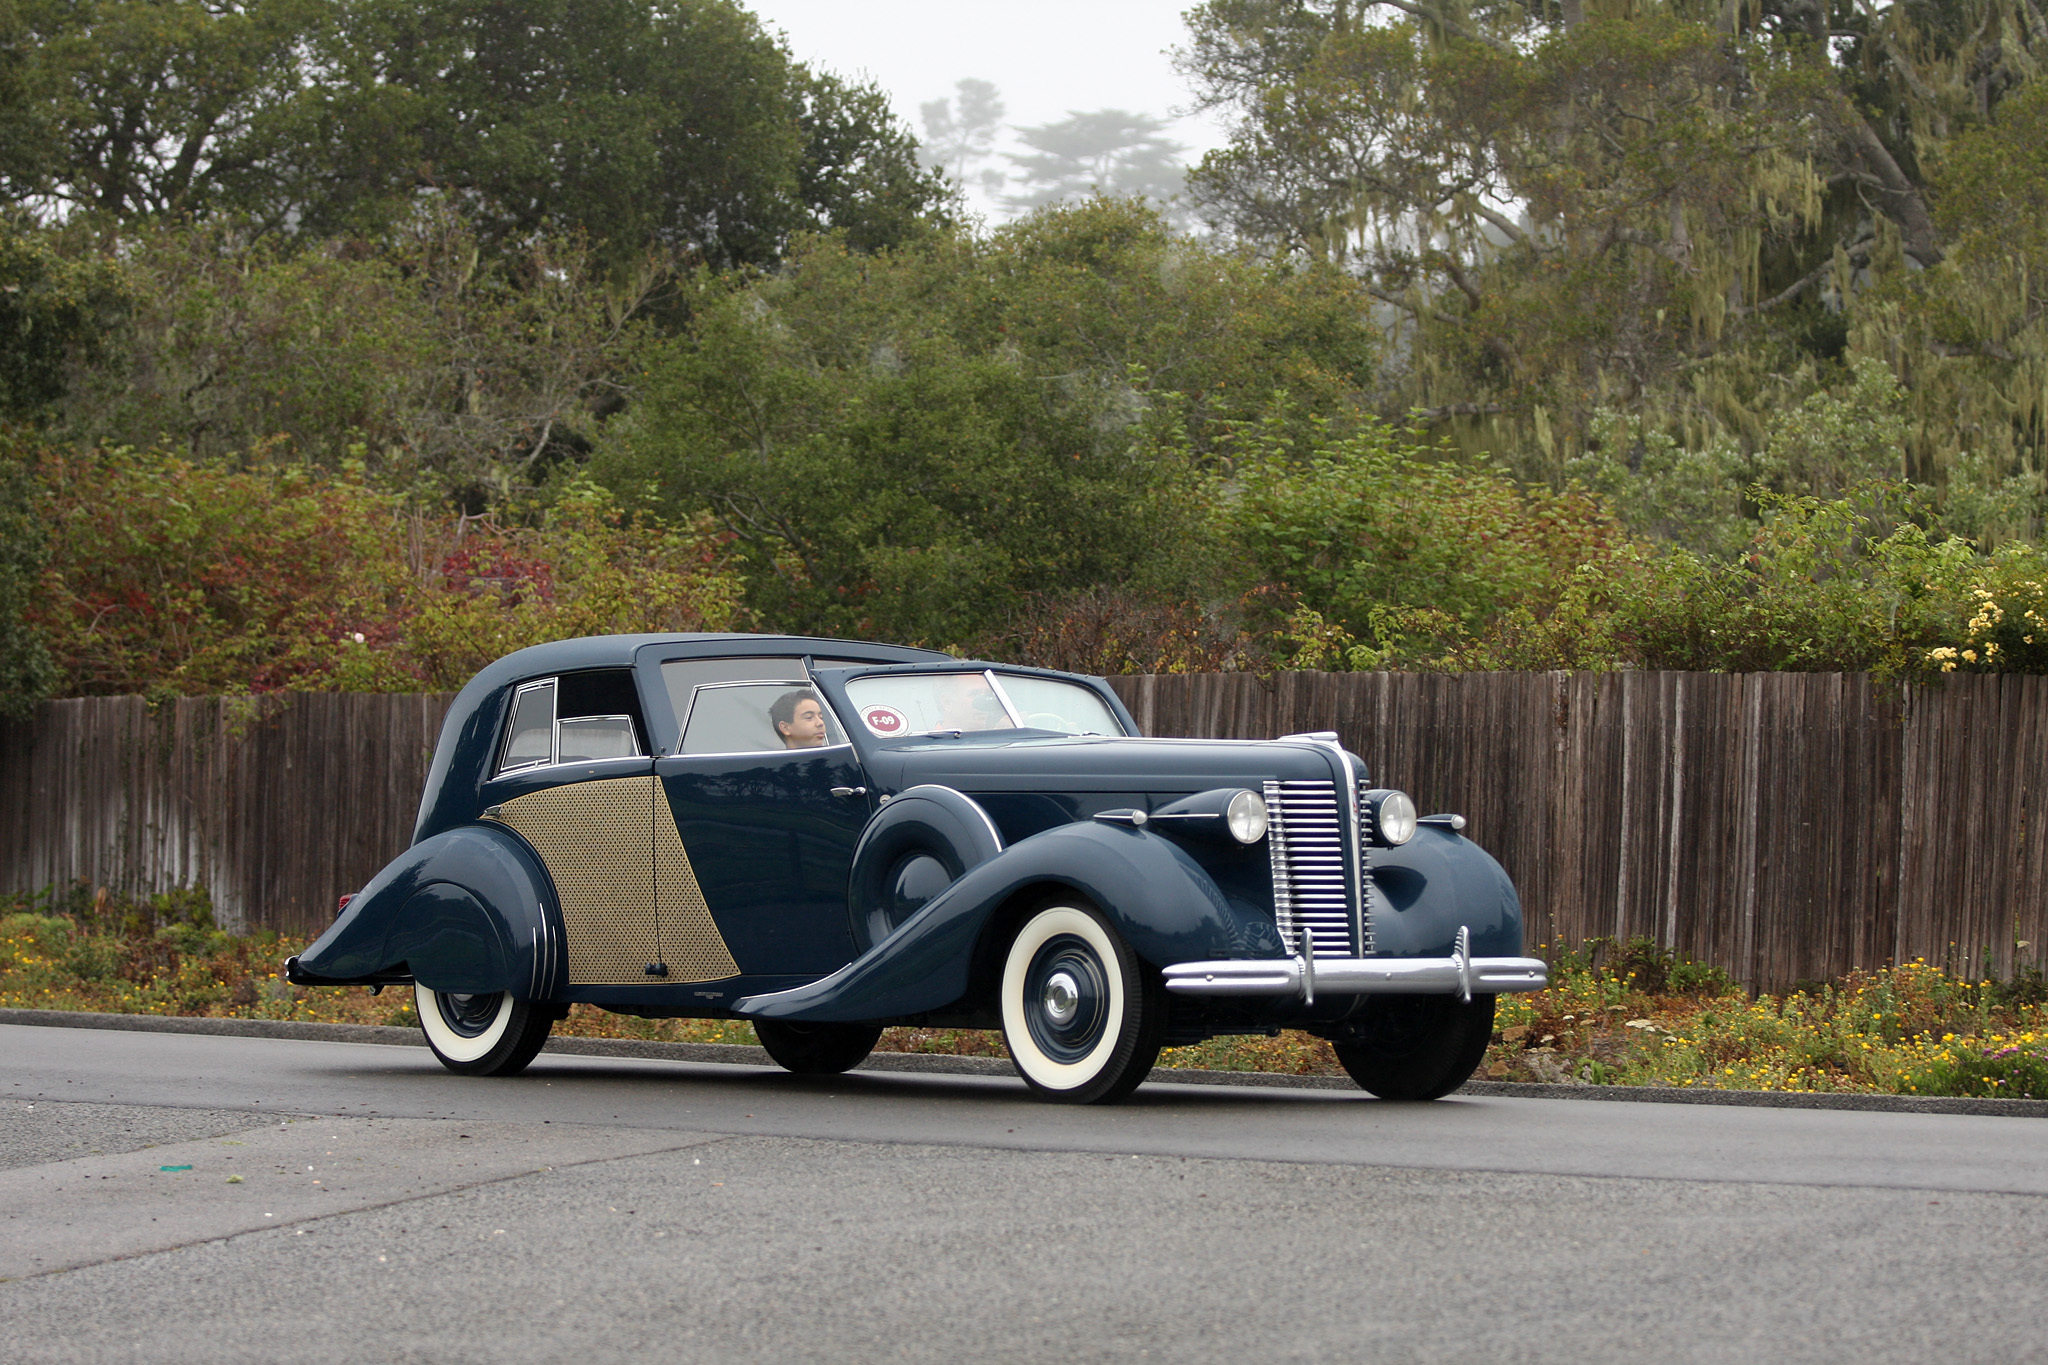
6,1007,2045,1116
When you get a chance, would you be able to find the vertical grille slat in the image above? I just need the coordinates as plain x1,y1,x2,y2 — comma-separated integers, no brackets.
1358,779,1378,954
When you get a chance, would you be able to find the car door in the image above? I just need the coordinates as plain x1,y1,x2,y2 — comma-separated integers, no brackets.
480,669,741,987
654,673,872,975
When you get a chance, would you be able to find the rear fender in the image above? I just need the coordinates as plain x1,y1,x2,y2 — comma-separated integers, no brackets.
1369,823,1524,958
734,822,1279,1023
286,826,565,999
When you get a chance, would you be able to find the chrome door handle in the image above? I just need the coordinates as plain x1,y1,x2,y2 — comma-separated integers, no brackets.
830,786,868,798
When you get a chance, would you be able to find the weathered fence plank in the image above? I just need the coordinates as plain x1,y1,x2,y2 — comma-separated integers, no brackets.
3,673,2044,990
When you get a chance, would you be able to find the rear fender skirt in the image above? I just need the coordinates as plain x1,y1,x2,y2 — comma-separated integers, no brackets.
285,826,565,999
1368,823,1525,958
734,822,1277,1023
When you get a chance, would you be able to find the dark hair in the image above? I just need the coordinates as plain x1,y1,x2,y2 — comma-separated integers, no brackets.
770,689,819,733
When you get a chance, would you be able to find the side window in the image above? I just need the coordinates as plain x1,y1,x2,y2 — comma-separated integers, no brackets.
558,716,638,762
499,680,556,774
657,656,867,755
679,681,848,755
496,670,647,775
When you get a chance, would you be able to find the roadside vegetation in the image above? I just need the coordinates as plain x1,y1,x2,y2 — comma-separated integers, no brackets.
9,883,2044,1098
6,2,2048,710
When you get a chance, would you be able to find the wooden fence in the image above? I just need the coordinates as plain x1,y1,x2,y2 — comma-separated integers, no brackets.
0,693,453,938
1110,671,2048,991
3,673,2044,991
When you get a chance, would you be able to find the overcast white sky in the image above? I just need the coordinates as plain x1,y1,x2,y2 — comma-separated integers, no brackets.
744,1,1229,220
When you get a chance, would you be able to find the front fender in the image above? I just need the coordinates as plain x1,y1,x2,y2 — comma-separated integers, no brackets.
734,821,1279,1023
285,825,565,998
1369,823,1524,958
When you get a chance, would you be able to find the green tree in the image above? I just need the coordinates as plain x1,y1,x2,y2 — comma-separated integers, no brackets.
0,216,128,420
0,0,322,221
52,214,660,501
1176,0,2046,483
1223,410,1641,662
1851,79,2048,532
593,199,1376,645
4,0,946,268
0,441,56,716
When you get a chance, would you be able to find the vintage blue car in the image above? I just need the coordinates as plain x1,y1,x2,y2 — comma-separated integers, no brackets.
287,633,1547,1103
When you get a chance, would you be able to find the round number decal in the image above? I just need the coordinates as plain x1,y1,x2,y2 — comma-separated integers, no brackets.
862,705,908,736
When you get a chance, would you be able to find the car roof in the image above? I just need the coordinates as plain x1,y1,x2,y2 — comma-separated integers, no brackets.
466,633,950,693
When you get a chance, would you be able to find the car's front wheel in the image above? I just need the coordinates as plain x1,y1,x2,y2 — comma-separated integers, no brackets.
754,1020,884,1075
414,985,554,1076
1331,993,1497,1100
1000,903,1165,1104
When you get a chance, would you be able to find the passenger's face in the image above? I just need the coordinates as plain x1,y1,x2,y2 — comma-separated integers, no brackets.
780,699,828,748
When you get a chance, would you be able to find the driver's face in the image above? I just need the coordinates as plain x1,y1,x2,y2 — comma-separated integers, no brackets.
780,699,828,748
936,674,997,729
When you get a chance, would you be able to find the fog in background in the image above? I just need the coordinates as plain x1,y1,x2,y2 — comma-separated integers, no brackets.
744,0,1226,224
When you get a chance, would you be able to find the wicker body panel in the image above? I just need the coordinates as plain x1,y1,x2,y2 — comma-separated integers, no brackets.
490,777,739,986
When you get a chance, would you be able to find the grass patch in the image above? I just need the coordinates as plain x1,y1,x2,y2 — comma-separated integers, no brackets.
8,886,2045,1095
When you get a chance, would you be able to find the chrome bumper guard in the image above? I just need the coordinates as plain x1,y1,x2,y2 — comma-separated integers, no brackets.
1162,929,1548,1004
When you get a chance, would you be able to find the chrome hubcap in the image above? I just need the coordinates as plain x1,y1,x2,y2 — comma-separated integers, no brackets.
1042,971,1080,1025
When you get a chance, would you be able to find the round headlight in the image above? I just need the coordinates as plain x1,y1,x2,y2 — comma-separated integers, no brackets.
1225,789,1268,844
1369,789,1417,846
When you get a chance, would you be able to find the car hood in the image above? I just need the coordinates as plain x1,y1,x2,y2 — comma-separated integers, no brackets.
864,733,1357,796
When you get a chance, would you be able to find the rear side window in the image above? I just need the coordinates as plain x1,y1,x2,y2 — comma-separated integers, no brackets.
495,670,647,775
500,681,556,772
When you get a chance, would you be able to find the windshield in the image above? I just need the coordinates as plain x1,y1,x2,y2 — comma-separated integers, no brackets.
844,671,1124,739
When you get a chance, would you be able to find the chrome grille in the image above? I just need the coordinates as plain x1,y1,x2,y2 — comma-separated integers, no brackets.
1264,780,1354,957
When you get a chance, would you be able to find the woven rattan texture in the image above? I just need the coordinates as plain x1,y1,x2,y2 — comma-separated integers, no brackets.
491,777,736,986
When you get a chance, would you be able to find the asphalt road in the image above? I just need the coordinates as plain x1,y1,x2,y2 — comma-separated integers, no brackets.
5,1022,2047,1365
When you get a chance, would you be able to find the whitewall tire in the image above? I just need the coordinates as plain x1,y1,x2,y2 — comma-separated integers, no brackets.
414,984,555,1076
1000,903,1164,1104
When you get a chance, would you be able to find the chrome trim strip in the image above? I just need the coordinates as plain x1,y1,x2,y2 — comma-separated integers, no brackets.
542,909,555,997
486,754,650,783
893,784,1005,853
1335,750,1366,956
662,742,858,761
981,670,1026,728
1162,955,1550,997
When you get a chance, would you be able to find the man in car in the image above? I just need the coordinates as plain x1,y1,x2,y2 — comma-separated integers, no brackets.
771,689,830,749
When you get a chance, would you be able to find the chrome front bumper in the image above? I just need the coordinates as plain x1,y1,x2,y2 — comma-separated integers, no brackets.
1162,929,1548,1005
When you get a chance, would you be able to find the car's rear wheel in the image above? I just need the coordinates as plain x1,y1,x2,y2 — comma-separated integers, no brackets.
1332,993,1496,1100
754,1020,884,1075
1000,903,1164,1104
414,985,554,1076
